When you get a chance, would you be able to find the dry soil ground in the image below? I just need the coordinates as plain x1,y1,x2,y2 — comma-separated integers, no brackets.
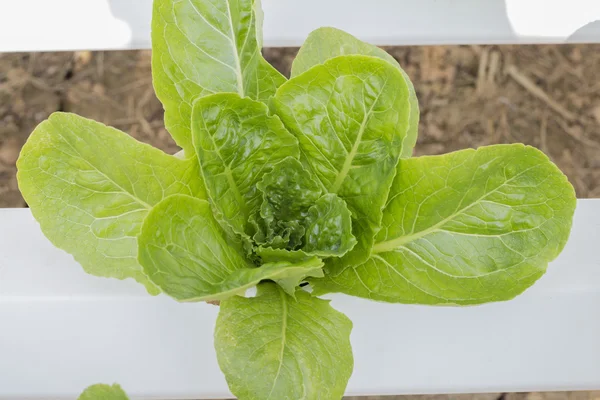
1,45,599,399
2,45,600,206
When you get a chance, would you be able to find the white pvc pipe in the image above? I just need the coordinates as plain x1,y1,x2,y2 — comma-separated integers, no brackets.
1,201,599,398
1,0,600,52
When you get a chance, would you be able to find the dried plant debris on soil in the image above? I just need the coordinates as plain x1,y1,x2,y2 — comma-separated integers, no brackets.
1,44,600,208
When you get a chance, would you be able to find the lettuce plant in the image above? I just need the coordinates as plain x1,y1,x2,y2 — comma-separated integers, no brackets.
17,0,576,398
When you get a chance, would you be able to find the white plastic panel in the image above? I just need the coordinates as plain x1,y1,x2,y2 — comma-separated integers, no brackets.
1,0,600,52
0,200,599,399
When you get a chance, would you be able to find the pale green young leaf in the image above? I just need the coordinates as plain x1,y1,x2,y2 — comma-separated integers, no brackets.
303,194,357,257
215,282,353,400
138,195,323,301
250,209,269,244
273,55,412,266
291,27,399,77
192,94,299,242
291,27,419,158
152,0,285,152
78,384,129,400
17,113,205,295
312,145,577,305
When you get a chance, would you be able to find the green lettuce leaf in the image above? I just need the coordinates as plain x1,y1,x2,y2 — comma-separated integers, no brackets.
227,257,324,298
215,282,353,400
152,0,285,152
249,209,269,245
291,27,419,158
262,258,325,296
138,194,323,300
303,193,357,257
312,144,577,305
254,219,306,251
192,94,299,242
273,55,413,266
16,113,205,295
78,384,129,400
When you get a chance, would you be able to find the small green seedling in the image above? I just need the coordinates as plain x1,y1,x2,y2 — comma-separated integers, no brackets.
17,0,576,398
78,384,129,400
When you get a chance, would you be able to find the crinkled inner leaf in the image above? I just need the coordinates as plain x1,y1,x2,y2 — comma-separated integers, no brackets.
258,158,322,227
16,113,205,295
291,26,419,158
312,144,577,305
152,0,285,152
273,55,412,267
273,220,305,249
215,282,353,400
256,157,322,248
250,209,269,244
252,158,356,258
192,93,299,243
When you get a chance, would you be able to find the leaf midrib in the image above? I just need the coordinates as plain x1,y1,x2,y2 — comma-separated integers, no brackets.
57,121,153,210
183,0,245,96
373,162,543,254
330,84,384,194
198,116,248,225
224,0,245,97
267,287,288,399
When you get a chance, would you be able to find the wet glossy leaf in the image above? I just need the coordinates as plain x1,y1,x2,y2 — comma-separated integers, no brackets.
215,282,353,400
292,27,419,158
273,55,412,266
312,145,577,305
192,94,299,242
17,113,205,294
303,194,357,257
152,0,285,152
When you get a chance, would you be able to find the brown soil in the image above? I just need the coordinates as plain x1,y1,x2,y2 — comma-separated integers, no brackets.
2,45,600,208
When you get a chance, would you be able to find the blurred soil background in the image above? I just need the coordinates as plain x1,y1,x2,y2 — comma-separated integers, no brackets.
2,45,600,207
1,45,600,399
